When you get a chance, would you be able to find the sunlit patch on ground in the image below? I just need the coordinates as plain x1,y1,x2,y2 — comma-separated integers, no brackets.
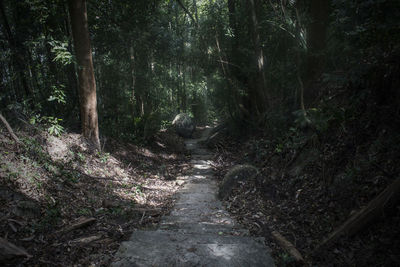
0,125,188,266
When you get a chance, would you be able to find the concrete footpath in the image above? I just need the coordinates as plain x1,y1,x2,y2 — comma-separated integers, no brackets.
112,129,275,266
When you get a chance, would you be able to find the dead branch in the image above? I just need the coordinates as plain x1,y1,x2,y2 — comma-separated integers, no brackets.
0,113,21,144
271,231,304,262
316,178,400,251
57,217,96,234
175,0,198,26
0,237,32,261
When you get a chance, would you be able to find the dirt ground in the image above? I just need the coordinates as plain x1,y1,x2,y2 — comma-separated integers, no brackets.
0,124,190,266
212,133,400,267
1,122,399,266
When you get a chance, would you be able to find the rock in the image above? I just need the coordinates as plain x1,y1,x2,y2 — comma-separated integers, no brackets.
218,165,259,200
172,113,195,138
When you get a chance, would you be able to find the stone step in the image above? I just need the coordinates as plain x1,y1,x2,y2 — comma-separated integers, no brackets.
162,212,234,225
112,230,274,267
192,148,211,155
191,154,214,160
166,207,231,219
112,133,274,267
179,182,218,192
190,159,213,165
158,221,248,235
190,168,214,176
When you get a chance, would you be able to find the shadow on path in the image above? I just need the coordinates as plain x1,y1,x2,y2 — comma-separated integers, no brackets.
112,127,275,266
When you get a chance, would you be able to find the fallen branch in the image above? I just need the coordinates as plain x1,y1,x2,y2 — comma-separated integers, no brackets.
0,237,32,261
0,113,21,144
57,217,96,234
69,235,102,245
139,211,146,225
271,231,304,263
175,0,198,26
316,178,400,251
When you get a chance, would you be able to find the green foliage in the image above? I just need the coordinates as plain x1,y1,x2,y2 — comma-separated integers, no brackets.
30,114,64,136
46,117,64,136
133,185,143,196
48,85,66,104
278,252,296,266
49,40,74,66
0,0,398,147
78,208,92,216
76,152,86,162
160,120,172,130
97,152,110,163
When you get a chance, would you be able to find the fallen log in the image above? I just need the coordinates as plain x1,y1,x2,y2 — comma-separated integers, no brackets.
0,237,31,261
271,231,304,263
316,178,400,251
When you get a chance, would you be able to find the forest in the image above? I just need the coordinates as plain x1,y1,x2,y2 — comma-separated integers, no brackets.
0,0,399,266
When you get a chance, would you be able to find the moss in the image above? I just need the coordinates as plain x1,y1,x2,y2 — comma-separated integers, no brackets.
218,164,259,200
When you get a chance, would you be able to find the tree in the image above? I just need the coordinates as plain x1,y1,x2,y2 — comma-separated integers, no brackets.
68,0,100,149
247,0,270,114
303,0,331,107
0,0,32,100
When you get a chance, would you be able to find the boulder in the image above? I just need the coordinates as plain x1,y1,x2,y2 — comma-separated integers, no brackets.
172,113,195,138
218,165,259,200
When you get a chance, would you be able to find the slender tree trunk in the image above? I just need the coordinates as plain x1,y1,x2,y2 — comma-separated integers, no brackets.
68,0,100,149
192,0,199,23
304,0,331,107
247,0,270,114
0,0,31,100
227,0,245,113
183,66,187,112
227,0,238,61
64,3,80,118
129,45,138,119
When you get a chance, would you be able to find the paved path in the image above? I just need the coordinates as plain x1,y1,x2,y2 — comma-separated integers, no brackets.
112,128,274,266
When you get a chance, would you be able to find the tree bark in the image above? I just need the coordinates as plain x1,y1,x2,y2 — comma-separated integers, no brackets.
0,114,21,144
304,0,331,107
0,0,31,99
68,0,100,149
247,0,271,114
64,3,80,119
192,0,199,24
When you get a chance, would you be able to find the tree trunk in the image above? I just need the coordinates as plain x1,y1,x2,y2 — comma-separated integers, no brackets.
129,45,138,119
227,0,238,72
304,0,331,107
0,0,31,100
247,0,270,114
192,0,199,23
64,3,80,120
68,0,100,150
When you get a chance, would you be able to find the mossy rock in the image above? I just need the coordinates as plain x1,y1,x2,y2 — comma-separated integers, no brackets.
218,165,259,200
172,113,195,138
